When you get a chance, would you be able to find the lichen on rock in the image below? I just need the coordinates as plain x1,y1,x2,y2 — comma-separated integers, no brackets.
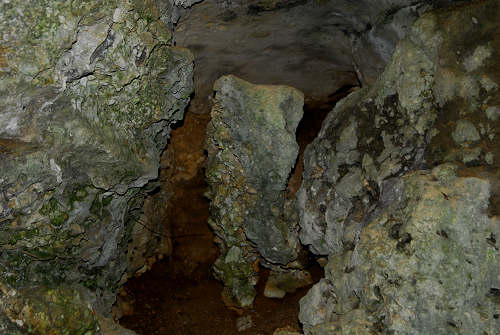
0,0,193,331
300,166,499,334
206,75,304,307
0,283,100,335
298,1,500,334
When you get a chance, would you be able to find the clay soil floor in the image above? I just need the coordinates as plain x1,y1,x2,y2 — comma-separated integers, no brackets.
120,257,322,335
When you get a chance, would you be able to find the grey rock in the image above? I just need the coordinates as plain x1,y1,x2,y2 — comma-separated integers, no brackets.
452,120,481,145
0,0,193,322
463,45,493,72
298,0,500,258
486,106,500,121
299,1,500,334
264,269,312,299
206,75,303,306
301,167,499,335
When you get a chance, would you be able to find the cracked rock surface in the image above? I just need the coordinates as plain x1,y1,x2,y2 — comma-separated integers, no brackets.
0,0,193,333
298,1,500,334
206,75,303,307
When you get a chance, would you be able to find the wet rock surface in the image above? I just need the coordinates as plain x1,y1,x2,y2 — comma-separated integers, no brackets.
0,0,193,333
298,1,500,334
206,75,304,306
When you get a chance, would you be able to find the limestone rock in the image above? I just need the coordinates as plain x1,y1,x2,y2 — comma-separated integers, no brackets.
0,0,193,321
0,283,100,335
299,1,500,334
300,166,499,334
206,75,303,306
298,0,500,257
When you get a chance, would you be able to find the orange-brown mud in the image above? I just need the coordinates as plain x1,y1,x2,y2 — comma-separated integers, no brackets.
119,90,354,334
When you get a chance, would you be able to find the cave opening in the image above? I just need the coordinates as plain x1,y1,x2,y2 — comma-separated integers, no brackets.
117,86,354,334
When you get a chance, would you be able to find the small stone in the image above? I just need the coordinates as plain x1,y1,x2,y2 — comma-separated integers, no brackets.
463,45,492,72
236,315,252,332
462,147,482,164
485,152,494,165
485,106,500,121
316,257,328,267
452,120,481,145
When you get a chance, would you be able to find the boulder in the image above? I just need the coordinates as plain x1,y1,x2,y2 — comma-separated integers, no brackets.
298,1,500,333
300,166,499,334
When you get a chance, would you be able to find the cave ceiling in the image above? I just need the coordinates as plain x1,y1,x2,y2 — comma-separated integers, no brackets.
172,0,465,102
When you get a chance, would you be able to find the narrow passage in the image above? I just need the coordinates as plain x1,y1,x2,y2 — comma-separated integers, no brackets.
119,88,354,334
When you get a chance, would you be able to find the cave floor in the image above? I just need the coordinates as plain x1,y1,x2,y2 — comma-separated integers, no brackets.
120,257,322,335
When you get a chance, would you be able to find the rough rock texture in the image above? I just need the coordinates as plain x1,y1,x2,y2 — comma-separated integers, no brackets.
300,166,499,334
0,0,193,330
0,282,100,335
345,0,468,85
206,75,303,307
298,1,500,334
154,0,202,30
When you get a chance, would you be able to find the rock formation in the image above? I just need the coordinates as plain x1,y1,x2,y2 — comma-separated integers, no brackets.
206,75,303,306
1,0,499,334
0,0,193,332
298,0,499,333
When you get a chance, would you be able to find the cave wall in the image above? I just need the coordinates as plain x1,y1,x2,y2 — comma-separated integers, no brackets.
0,0,193,333
297,1,500,333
